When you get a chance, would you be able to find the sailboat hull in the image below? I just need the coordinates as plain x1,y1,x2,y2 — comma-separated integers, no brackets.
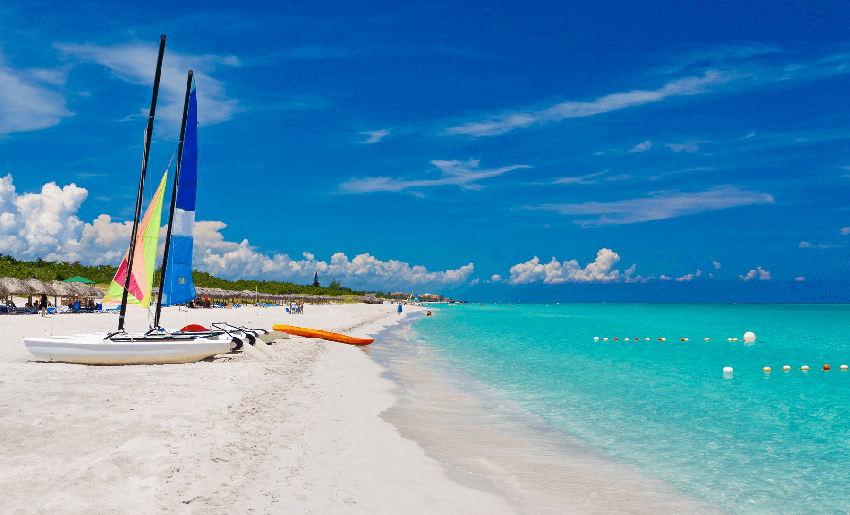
23,334,234,365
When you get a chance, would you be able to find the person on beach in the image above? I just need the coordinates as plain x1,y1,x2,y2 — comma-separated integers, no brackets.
398,303,402,315
40,293,48,317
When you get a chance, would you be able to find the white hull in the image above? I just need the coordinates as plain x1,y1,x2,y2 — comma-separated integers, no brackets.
23,333,234,365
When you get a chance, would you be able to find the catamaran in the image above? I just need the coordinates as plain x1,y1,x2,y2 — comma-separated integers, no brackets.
23,35,268,365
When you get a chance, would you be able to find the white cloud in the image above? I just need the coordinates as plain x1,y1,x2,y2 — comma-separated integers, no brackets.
469,278,480,286
675,274,694,282
709,273,714,278
338,159,530,194
506,248,626,285
550,170,608,185
359,129,390,144
659,275,672,281
666,142,699,153
739,267,772,281
525,185,774,227
795,276,805,281
0,52,73,136
841,227,850,236
713,261,721,269
444,70,730,137
741,132,755,139
55,40,242,127
490,274,502,282
800,240,840,249
604,174,632,182
629,140,653,153
0,175,474,289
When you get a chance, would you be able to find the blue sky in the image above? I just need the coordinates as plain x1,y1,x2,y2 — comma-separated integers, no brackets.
1,1,849,296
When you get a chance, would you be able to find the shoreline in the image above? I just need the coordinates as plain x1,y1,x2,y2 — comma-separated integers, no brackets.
0,303,515,513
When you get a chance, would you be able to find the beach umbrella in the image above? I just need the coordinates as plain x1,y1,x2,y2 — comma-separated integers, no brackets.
82,284,104,299
22,278,49,294
62,282,88,297
0,277,31,295
63,276,96,284
45,280,72,296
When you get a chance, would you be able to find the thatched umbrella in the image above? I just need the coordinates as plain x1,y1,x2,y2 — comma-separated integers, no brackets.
22,278,49,294
84,284,105,299
62,281,89,298
45,280,72,297
0,277,32,295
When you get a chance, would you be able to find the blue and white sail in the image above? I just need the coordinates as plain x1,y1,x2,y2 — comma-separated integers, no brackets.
161,77,197,306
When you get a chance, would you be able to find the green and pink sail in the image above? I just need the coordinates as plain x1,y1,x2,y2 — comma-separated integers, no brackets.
104,171,168,307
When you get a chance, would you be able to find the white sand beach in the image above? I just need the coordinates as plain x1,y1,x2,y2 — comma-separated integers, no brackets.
0,303,517,514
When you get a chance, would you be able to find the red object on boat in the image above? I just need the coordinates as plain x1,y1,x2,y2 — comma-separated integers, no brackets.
272,324,374,346
180,324,208,332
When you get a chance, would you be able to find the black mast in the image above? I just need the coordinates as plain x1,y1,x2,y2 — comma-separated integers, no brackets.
154,70,193,329
118,35,166,332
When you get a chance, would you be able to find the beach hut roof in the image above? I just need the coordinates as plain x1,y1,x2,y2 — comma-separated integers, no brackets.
84,284,105,299
61,282,89,297
44,280,72,296
63,276,96,284
22,278,49,294
0,277,31,295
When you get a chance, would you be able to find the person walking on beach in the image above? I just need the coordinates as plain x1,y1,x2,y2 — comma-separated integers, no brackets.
397,303,402,315
40,293,48,317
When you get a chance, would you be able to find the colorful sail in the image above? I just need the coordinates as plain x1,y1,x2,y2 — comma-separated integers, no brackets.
104,171,169,307
161,76,197,306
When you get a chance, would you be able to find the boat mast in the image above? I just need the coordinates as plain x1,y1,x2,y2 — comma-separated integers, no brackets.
154,70,193,329
118,35,166,332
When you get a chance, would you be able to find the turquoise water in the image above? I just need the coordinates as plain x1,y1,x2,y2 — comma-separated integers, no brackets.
408,304,850,514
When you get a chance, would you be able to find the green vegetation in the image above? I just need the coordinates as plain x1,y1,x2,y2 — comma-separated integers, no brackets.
0,254,368,296
0,255,118,284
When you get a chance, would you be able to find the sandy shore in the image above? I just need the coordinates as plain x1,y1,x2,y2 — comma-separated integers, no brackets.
0,303,516,514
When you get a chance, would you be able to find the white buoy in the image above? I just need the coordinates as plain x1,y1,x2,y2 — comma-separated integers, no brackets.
840,365,849,370
603,338,608,341
704,338,710,341
723,366,733,373
645,338,650,340
625,338,630,341
594,336,599,341
727,338,732,341
783,365,791,371
743,331,756,342
733,338,738,342
801,365,810,371
763,367,771,372
684,338,689,341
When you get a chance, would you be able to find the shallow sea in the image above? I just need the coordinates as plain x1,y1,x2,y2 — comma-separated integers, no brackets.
370,304,850,514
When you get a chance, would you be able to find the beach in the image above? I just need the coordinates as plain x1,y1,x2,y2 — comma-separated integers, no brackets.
0,303,516,514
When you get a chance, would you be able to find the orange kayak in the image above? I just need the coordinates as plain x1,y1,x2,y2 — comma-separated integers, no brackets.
272,324,374,346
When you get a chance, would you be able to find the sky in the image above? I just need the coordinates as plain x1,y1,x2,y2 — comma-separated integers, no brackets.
1,1,849,299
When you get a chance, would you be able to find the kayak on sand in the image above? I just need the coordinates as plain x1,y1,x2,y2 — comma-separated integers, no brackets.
272,324,374,346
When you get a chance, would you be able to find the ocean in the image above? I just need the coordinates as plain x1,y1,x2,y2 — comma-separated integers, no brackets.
370,304,850,514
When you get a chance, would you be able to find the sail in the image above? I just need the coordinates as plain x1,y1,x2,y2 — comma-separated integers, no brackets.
161,76,197,306
104,171,169,307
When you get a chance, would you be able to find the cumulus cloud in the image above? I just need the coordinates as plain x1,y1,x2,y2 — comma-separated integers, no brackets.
629,140,653,153
469,278,480,286
799,241,813,248
0,175,474,289
506,248,626,285
841,227,850,236
713,261,721,269
739,267,772,281
674,269,703,282
444,70,730,137
795,276,805,281
359,129,390,143
659,275,672,281
0,51,73,136
525,185,775,227
338,159,530,194
490,274,502,282
55,40,242,127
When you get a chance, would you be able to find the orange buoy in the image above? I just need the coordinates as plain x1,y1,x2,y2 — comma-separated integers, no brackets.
823,364,831,371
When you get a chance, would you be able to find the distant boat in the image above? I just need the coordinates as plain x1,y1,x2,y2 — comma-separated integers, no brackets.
24,36,263,365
